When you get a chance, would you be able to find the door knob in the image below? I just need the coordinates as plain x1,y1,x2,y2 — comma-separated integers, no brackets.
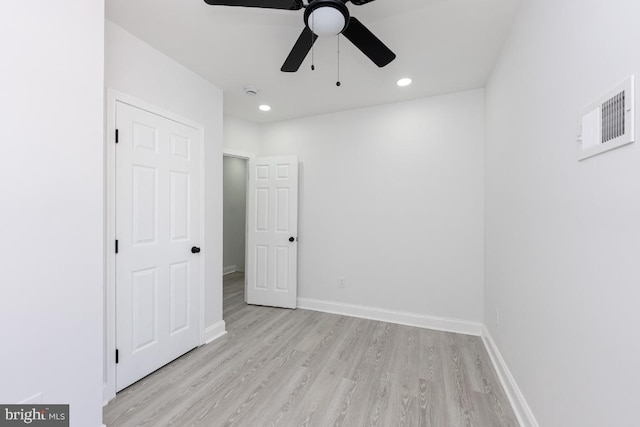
191,246,201,254
289,237,295,242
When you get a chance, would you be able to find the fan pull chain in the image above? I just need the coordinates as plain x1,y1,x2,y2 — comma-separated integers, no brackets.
336,36,341,87
311,14,315,71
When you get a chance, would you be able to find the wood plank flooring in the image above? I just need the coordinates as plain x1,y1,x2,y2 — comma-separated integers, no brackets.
104,272,519,426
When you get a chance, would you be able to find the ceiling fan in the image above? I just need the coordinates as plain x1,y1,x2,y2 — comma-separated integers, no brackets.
203,0,396,72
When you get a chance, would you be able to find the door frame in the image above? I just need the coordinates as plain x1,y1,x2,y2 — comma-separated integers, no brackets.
222,149,255,302
104,89,206,403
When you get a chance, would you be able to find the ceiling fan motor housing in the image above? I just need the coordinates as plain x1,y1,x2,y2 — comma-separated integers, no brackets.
304,0,350,36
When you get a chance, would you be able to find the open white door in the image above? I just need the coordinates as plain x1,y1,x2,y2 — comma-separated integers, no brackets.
115,101,201,391
246,156,298,309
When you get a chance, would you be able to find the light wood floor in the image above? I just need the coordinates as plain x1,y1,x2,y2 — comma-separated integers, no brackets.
104,272,518,426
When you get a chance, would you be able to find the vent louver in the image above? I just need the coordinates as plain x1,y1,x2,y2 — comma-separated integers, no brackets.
601,91,625,143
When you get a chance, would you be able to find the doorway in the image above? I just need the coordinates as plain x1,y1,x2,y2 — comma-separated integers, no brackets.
222,153,300,314
223,154,248,318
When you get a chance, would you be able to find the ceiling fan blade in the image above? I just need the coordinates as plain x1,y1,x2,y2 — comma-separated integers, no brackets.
281,27,318,72
342,17,396,67
350,0,377,5
203,0,303,10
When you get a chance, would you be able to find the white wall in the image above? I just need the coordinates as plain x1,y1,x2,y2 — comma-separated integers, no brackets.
223,115,261,155
260,90,485,323
105,21,224,337
0,3,104,426
485,1,640,426
223,156,247,273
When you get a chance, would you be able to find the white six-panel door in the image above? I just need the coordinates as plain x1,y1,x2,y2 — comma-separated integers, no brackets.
115,101,201,391
246,157,299,309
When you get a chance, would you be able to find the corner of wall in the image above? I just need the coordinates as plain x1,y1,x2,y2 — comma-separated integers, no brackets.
204,320,227,344
481,325,539,427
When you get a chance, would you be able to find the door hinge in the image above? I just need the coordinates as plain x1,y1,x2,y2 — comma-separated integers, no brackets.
115,129,119,143
115,349,119,364
115,239,119,254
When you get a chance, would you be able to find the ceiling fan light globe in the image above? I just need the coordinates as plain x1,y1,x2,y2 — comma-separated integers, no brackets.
309,7,346,37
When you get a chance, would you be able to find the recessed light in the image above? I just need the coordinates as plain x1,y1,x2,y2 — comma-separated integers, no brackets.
396,78,412,87
258,104,271,112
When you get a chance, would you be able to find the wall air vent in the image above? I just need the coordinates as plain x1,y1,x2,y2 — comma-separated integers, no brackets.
578,76,635,160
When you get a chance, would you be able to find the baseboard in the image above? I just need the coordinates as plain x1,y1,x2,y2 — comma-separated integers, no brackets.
297,298,482,336
18,392,43,404
204,320,227,344
102,384,112,407
223,265,237,275
481,325,539,427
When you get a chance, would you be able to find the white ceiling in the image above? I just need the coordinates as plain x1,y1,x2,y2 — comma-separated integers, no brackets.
106,0,521,123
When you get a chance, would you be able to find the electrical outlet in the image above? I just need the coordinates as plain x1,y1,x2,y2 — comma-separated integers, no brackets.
339,277,346,288
495,308,500,326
